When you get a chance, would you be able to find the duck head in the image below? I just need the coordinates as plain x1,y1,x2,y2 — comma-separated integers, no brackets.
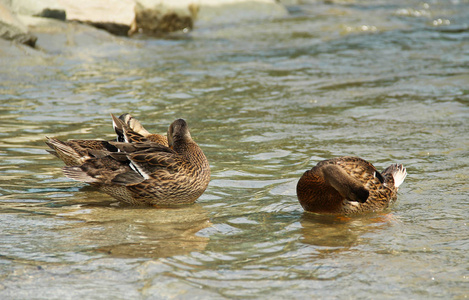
167,119,192,147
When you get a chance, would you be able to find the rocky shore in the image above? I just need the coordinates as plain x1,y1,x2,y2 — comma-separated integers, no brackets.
0,0,290,48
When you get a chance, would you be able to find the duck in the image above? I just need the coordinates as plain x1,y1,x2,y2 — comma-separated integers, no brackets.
46,117,210,206
296,156,406,214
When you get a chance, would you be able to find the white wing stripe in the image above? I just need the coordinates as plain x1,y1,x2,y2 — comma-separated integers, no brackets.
129,160,151,180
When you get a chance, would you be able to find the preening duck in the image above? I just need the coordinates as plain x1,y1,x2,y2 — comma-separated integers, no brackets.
46,115,210,206
296,156,406,214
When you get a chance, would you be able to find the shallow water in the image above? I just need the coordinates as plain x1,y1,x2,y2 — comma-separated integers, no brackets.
1,0,468,299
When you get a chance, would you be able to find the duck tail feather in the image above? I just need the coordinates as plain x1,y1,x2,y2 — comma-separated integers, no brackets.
383,164,407,188
62,166,99,183
125,115,150,136
45,149,59,158
111,113,126,143
45,137,86,165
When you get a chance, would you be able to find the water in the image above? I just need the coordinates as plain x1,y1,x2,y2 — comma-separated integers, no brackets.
1,0,468,298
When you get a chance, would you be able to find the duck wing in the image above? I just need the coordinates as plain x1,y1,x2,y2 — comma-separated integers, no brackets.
113,144,180,179
320,156,383,184
61,142,176,185
111,113,149,143
104,141,185,185
117,113,169,146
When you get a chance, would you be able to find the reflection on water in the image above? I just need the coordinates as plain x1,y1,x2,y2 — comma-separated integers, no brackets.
299,213,396,249
85,205,211,259
1,0,469,298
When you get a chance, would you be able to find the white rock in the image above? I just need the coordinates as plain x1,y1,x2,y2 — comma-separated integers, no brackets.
3,0,288,37
57,0,135,25
3,0,63,16
0,2,37,46
4,0,135,35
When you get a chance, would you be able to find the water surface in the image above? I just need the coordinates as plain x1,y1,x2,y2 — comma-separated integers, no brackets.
1,0,468,299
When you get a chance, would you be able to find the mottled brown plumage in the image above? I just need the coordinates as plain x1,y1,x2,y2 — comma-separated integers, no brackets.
45,138,118,166
46,117,210,206
296,156,406,214
115,113,168,146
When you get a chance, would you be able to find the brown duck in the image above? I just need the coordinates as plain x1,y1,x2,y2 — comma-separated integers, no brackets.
296,156,406,214
46,117,210,206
